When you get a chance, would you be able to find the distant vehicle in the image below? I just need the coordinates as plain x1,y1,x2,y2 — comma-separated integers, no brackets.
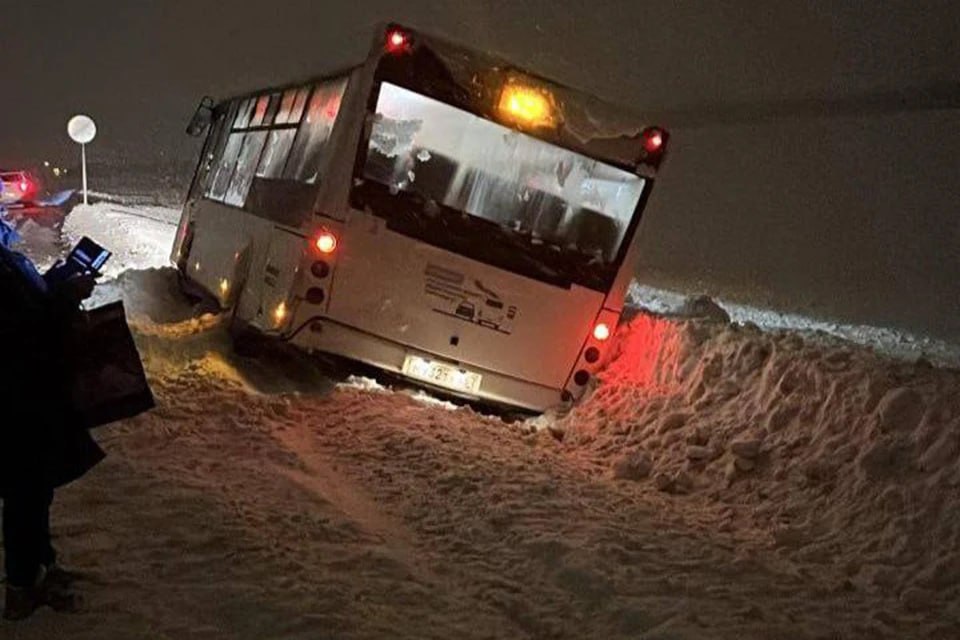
0,170,39,206
172,23,669,412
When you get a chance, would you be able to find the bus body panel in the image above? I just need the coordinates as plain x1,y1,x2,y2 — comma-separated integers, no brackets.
288,315,564,411
248,227,309,332
309,209,604,389
312,67,378,222
181,199,261,306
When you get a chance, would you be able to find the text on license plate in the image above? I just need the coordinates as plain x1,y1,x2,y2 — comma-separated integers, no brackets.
402,355,482,394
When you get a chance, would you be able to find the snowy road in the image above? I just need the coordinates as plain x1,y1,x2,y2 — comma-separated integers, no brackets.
13,320,936,639
3,199,960,638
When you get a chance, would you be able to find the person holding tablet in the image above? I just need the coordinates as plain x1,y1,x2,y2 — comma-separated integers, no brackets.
0,198,105,621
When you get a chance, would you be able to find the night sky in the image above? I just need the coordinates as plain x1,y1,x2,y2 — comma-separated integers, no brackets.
2,1,959,340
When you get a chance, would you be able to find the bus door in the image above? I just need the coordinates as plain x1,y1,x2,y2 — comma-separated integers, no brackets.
248,228,306,332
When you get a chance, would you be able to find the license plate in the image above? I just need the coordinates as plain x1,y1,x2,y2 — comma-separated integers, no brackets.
402,355,482,394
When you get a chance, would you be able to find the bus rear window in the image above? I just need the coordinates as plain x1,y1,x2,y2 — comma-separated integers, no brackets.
361,82,645,264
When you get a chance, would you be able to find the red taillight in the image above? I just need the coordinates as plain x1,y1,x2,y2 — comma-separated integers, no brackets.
593,322,611,341
19,180,28,192
315,232,337,254
385,28,410,53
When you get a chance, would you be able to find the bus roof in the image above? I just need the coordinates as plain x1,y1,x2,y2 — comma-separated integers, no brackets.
215,23,664,172
376,25,664,171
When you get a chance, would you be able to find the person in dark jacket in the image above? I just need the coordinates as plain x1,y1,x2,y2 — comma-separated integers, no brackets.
0,196,105,621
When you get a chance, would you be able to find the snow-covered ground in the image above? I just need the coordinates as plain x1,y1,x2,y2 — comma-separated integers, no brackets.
4,198,960,638
62,202,180,278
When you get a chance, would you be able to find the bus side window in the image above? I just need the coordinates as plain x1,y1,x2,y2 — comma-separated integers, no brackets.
262,93,281,126
283,77,349,184
248,95,270,127
234,97,256,129
208,132,246,202
256,129,297,179
275,87,308,125
224,131,268,207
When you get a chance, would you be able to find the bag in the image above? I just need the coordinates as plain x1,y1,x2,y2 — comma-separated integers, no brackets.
67,300,155,429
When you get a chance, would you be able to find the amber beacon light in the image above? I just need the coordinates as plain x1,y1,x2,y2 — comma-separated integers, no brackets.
497,83,557,129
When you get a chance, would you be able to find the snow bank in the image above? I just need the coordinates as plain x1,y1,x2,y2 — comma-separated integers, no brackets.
629,282,960,368
558,309,960,604
89,267,209,324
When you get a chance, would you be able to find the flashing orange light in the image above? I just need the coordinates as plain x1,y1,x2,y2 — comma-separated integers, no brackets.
593,322,611,341
497,84,557,128
315,231,338,254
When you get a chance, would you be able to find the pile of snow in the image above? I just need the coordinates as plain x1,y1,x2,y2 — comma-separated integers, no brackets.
629,282,960,368
62,203,179,278
8,215,63,268
88,267,211,325
86,190,179,208
557,309,960,605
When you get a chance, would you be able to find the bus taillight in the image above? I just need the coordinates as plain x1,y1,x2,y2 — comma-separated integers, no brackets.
314,231,337,254
385,28,411,54
593,322,611,341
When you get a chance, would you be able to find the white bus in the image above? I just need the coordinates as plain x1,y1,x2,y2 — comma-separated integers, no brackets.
173,24,669,412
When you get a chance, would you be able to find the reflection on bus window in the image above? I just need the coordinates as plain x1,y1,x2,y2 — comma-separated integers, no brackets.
284,77,348,184
224,131,268,206
263,93,281,126
256,129,297,179
275,89,297,124
249,95,270,127
363,82,644,263
233,98,255,129
208,132,245,201
289,87,311,123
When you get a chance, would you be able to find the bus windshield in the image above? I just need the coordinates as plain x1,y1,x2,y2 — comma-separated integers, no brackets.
354,82,646,291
